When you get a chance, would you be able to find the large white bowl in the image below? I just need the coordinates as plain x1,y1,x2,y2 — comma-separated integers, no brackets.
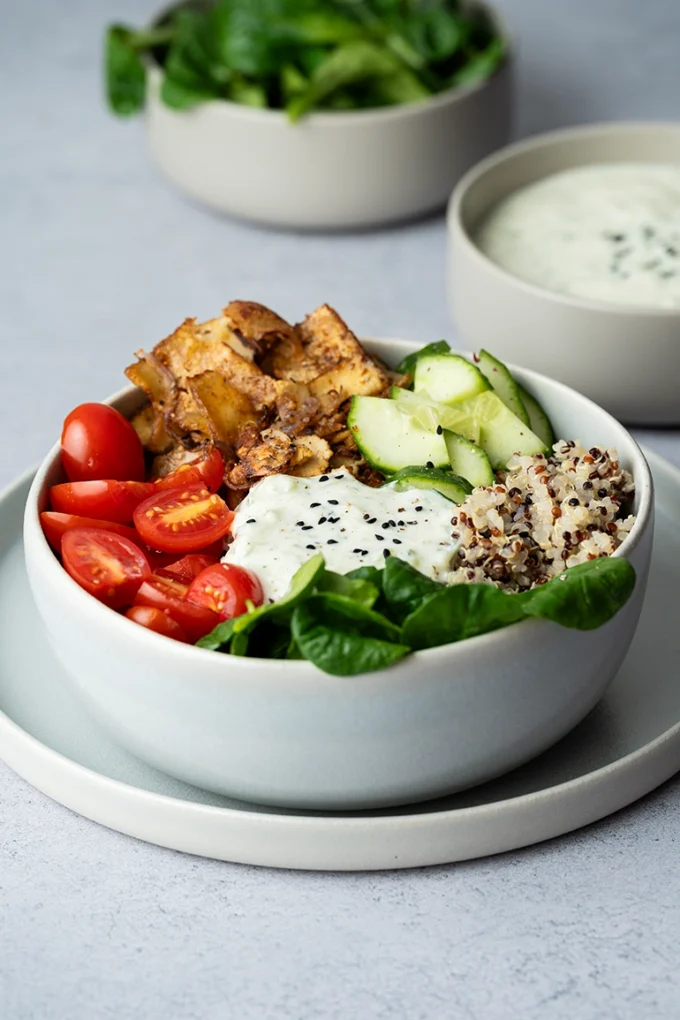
23,339,654,810
447,121,680,425
144,7,512,229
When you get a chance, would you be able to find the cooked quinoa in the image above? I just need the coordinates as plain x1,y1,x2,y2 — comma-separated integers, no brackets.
447,441,636,592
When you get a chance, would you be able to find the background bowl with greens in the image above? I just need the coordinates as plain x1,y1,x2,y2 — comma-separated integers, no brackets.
105,0,512,228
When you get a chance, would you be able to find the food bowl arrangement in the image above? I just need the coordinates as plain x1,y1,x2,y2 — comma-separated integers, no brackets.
23,301,653,810
106,0,513,228
447,121,680,425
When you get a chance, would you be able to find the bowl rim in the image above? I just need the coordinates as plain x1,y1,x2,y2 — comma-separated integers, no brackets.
447,119,680,319
24,337,653,676
143,0,512,127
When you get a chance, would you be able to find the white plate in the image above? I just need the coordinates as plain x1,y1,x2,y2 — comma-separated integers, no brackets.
2,450,680,871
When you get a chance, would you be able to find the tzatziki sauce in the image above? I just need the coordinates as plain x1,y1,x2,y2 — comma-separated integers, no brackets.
223,470,459,602
475,163,680,308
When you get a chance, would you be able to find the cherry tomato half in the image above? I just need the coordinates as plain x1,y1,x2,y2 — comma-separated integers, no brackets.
41,512,141,552
160,552,221,584
50,479,154,524
61,403,145,483
133,485,234,554
133,574,219,642
187,563,264,621
154,447,224,494
124,605,190,643
62,528,151,609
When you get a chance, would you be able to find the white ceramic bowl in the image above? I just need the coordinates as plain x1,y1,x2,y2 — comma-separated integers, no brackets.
144,7,512,229
23,339,654,810
447,121,680,425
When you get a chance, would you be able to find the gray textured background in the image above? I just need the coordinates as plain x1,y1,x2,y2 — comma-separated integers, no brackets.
2,2,680,1018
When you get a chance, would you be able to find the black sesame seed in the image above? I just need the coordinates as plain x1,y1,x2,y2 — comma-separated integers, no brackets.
381,522,390,529
393,538,402,545
310,502,321,508
525,495,533,505
583,480,593,490
367,517,377,524
335,475,343,480
306,544,315,550
383,549,391,559
362,550,369,556
426,461,434,469
415,506,423,512
329,517,340,524
398,520,405,527
319,475,329,482
597,488,607,498
568,497,579,506
327,539,338,545
388,520,396,527
318,516,327,524
375,535,385,541
353,548,362,554
436,425,443,435
328,500,339,505
408,520,417,525
247,518,256,524
296,520,305,527
301,525,313,531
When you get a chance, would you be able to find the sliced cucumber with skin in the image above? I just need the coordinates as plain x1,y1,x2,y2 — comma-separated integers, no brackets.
348,396,449,473
518,385,556,448
471,392,548,470
394,340,451,378
390,387,483,443
443,431,494,488
386,466,472,504
413,353,491,406
476,350,530,426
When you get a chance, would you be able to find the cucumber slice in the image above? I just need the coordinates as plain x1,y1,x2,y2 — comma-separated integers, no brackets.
386,466,472,504
394,340,451,378
390,387,483,442
443,431,494,488
471,392,548,470
476,350,530,426
518,385,556,448
348,396,449,473
414,353,490,405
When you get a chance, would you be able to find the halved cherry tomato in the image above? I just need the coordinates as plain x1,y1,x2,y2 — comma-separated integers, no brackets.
133,574,219,642
62,528,151,609
41,512,141,552
154,447,224,494
160,552,221,584
133,485,234,554
187,563,264,621
50,479,154,523
61,403,145,483
124,605,190,643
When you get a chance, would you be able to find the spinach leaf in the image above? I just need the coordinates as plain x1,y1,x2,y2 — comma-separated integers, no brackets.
381,555,444,623
105,26,147,115
316,570,380,610
403,583,526,649
286,40,412,121
519,557,636,630
394,340,451,377
291,593,410,676
450,37,505,88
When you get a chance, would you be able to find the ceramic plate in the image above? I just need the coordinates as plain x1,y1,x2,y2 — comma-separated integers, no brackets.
1,450,679,871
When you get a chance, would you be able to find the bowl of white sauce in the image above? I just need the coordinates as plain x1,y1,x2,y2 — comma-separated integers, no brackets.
447,122,680,425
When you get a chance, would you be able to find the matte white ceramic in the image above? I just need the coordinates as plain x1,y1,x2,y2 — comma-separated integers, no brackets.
23,339,653,811
3,449,677,867
447,121,680,425
144,6,512,229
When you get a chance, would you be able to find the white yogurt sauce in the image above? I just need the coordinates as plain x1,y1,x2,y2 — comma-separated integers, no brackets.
223,470,459,602
475,163,680,308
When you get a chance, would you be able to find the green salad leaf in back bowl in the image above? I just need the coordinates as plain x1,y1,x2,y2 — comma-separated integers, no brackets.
104,0,506,121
